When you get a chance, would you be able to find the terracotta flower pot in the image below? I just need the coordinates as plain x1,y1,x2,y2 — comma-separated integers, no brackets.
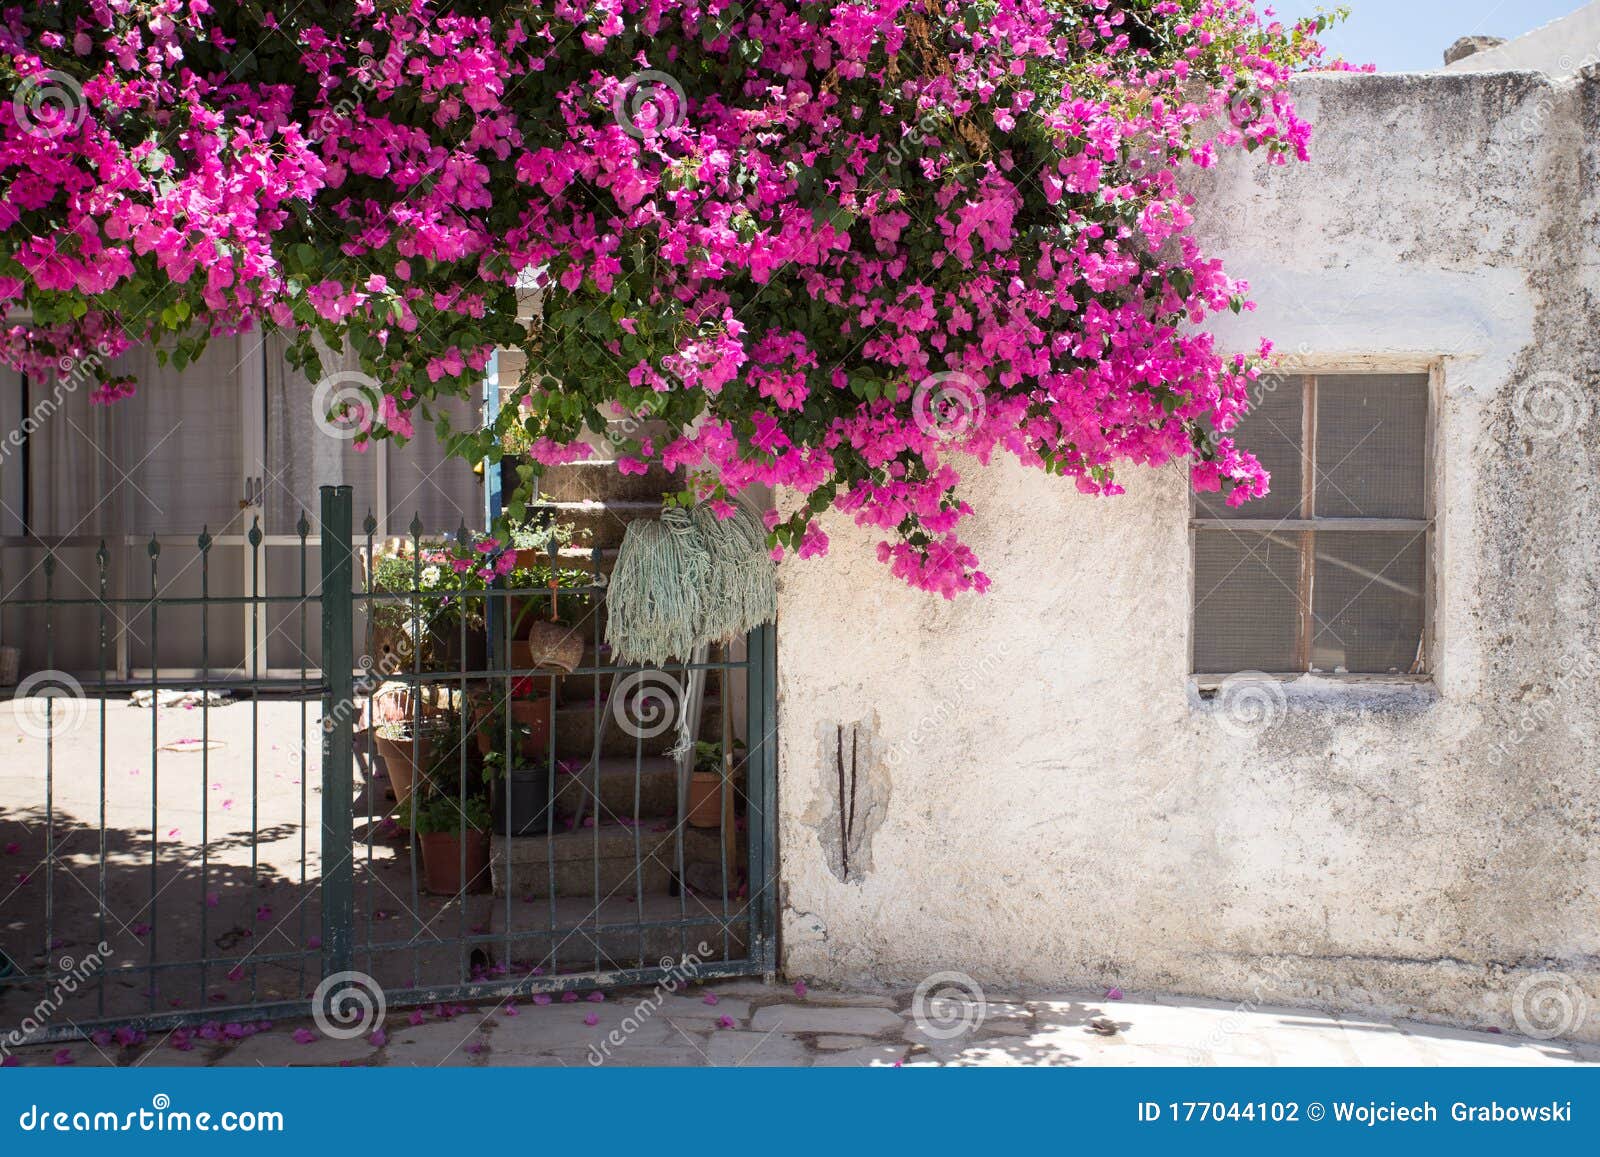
373,729,430,806
474,696,553,757
686,770,730,829
418,830,491,895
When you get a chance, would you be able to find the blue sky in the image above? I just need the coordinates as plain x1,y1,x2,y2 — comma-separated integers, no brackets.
1266,0,1583,71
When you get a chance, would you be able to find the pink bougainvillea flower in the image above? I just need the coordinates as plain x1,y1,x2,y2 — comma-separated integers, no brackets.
292,1028,318,1044
227,965,245,982
131,923,151,937
702,993,719,1006
793,981,807,998
91,1029,114,1047
561,992,579,1003
52,1049,73,1066
3,842,18,855
583,1012,599,1027
717,1015,735,1030
307,935,322,949
532,994,552,1006
586,991,604,1003
407,1010,426,1027
369,1028,387,1047
255,905,272,922
1,1055,18,1066
504,1003,519,1017
1105,988,1124,1002
464,1040,488,1055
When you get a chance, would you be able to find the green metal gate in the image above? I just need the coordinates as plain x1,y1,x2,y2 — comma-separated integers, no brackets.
0,485,777,1046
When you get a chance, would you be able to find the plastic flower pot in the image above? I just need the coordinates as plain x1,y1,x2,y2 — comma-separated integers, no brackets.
418,830,491,895
490,767,558,837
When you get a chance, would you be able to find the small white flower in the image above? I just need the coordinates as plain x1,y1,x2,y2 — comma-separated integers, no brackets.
420,565,441,589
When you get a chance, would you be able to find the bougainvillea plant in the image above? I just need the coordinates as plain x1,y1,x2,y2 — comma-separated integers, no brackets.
0,0,1355,596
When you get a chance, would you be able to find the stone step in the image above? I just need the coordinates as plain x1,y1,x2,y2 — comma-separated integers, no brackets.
482,894,752,972
545,755,679,822
536,460,682,506
491,825,727,899
552,692,725,758
542,498,666,551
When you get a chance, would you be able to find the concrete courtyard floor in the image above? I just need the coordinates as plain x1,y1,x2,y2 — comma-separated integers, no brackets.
9,981,1600,1068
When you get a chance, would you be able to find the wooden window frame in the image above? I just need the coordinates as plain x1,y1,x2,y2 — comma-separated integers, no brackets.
1190,366,1437,687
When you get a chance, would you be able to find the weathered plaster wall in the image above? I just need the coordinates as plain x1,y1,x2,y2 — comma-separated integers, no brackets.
775,70,1600,1042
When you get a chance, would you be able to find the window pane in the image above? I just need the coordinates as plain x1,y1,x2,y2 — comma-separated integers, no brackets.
1193,530,1302,672
1310,531,1427,674
1196,376,1302,520
1314,374,1427,518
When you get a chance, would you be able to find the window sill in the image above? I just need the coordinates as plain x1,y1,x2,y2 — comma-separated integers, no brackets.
1190,673,1439,717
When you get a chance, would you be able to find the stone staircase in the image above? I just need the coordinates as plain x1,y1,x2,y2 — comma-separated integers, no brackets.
488,399,739,903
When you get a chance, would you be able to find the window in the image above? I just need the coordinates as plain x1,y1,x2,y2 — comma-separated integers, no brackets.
1192,372,1432,678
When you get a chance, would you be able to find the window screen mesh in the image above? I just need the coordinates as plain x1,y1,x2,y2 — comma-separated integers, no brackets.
1193,373,1430,676
1310,531,1426,674
1314,374,1427,518
1196,377,1303,520
1193,530,1302,672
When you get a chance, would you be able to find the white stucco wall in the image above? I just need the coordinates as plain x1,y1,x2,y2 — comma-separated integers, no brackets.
774,69,1600,1042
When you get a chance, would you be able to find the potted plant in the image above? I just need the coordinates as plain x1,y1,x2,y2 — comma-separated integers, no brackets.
372,716,457,807
472,676,556,758
398,791,493,895
484,751,560,837
366,543,490,673
686,739,744,829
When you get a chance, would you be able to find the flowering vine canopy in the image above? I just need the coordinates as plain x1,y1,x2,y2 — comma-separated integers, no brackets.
0,0,1354,596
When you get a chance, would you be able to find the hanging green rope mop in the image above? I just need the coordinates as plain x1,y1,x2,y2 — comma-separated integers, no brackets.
605,507,711,666
605,502,776,666
690,501,776,644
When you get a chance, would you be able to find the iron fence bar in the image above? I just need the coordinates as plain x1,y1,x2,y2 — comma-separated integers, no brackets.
248,518,262,1002
318,485,355,979
407,517,422,990
147,537,159,1010
297,512,311,997
199,530,212,1008
95,540,108,1018
361,510,377,984
42,549,54,990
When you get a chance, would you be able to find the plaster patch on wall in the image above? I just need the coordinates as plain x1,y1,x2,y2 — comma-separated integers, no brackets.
803,715,891,883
